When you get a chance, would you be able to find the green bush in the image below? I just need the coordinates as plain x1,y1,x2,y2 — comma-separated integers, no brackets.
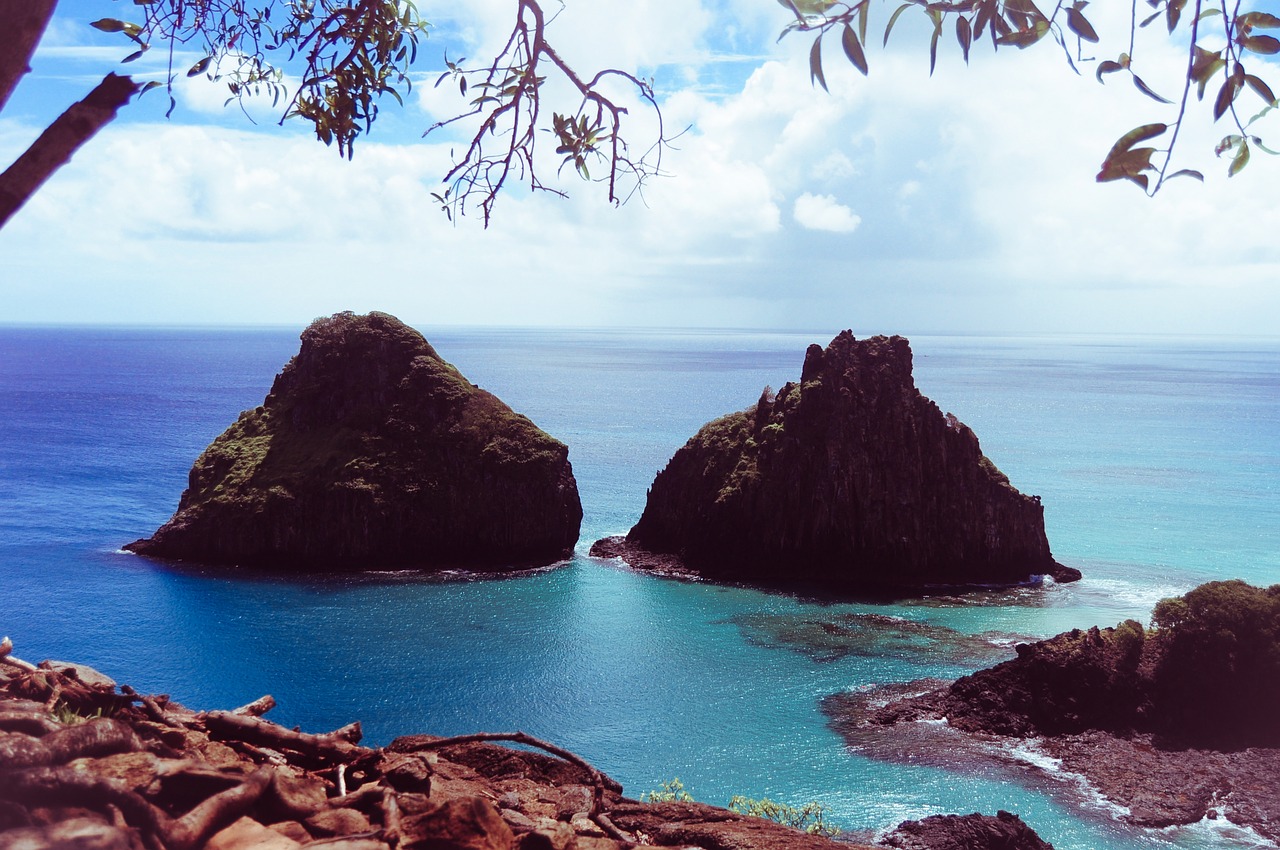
641,777,694,803
1151,580,1280,745
727,795,840,837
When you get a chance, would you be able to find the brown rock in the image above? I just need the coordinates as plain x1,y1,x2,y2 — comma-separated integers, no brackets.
306,807,374,838
0,817,134,850
206,816,304,850
268,821,312,843
382,752,434,792
556,786,593,821
68,751,158,793
879,811,1053,850
607,800,864,850
401,796,515,850
262,770,329,822
500,809,539,834
518,821,576,850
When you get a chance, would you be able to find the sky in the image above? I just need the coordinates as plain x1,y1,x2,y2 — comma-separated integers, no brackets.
1,0,1278,335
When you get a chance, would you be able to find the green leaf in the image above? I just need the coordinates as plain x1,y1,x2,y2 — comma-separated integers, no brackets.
1132,74,1171,103
956,15,972,62
1096,146,1156,182
996,20,1050,48
1166,168,1205,182
1214,77,1239,120
929,19,941,74
139,80,162,95
1067,6,1100,42
884,3,912,46
810,35,828,91
1245,74,1277,106
1215,134,1243,155
1229,140,1250,176
1166,0,1186,31
1238,11,1280,28
187,56,211,77
1242,35,1280,55
122,47,148,63
90,18,126,33
1104,123,1167,161
1096,59,1124,83
841,24,868,75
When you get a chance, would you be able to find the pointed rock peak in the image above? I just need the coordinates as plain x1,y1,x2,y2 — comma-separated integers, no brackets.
126,311,582,571
593,331,1077,594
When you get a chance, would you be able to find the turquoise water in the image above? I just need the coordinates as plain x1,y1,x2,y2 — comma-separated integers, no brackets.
2,327,1277,848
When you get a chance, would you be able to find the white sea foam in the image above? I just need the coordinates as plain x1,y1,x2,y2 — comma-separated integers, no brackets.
989,737,1133,820
1079,576,1194,613
1160,812,1279,849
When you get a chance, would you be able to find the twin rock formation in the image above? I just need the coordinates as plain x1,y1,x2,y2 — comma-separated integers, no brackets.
128,313,1077,591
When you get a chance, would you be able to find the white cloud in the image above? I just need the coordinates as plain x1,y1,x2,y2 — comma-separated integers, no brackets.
4,1,1279,335
793,193,861,232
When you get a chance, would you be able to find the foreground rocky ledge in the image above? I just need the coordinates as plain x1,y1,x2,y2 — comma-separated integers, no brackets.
126,312,582,571
593,332,1079,594
0,639,1054,850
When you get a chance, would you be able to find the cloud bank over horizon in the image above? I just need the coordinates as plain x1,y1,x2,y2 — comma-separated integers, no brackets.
2,1,1278,336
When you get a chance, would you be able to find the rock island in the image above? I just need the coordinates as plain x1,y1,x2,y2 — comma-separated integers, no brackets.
592,331,1078,593
126,311,582,570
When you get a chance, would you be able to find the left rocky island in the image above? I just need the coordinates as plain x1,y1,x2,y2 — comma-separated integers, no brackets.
125,311,582,570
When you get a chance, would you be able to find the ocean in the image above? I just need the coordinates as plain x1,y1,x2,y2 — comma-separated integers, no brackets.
1,326,1277,849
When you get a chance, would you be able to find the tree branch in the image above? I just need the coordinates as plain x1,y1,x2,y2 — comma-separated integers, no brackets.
0,0,56,114
0,73,141,230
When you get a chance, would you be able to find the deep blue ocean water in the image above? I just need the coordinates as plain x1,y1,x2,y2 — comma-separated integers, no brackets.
2,326,1277,849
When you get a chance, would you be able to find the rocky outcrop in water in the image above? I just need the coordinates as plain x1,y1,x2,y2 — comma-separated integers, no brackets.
825,581,1280,840
126,311,581,570
592,332,1077,593
881,811,1054,850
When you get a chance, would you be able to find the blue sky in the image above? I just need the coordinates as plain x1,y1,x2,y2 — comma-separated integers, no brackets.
2,0,1278,335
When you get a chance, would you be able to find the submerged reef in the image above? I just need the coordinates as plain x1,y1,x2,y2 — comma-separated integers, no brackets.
126,311,581,570
593,331,1078,593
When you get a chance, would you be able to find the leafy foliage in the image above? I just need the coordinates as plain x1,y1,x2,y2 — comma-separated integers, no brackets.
95,0,428,158
1150,579,1280,745
640,777,696,803
776,0,1279,194
84,0,1276,226
728,795,841,837
92,0,669,225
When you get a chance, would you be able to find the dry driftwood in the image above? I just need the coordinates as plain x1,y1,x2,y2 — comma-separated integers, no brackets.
0,641,655,850
410,731,633,842
202,710,371,765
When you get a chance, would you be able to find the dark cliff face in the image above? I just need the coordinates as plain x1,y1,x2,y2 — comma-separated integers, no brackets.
925,580,1280,748
126,311,582,570
618,331,1074,592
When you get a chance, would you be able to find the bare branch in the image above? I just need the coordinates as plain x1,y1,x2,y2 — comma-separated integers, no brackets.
0,73,141,230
